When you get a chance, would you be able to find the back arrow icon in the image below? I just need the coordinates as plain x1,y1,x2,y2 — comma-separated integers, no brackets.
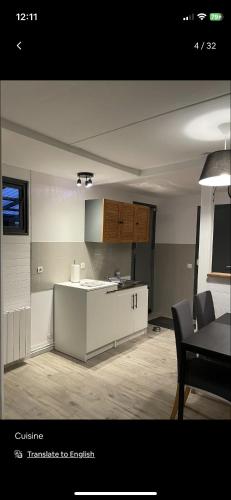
17,41,22,50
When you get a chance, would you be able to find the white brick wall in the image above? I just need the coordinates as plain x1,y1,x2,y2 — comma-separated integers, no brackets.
2,236,31,312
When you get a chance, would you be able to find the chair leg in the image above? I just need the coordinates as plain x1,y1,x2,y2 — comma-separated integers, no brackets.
170,385,179,419
170,385,190,419
184,386,190,405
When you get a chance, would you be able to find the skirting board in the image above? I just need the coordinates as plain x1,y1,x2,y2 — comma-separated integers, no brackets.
30,343,54,358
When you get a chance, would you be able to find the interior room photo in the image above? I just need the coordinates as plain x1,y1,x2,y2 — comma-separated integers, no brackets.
0,80,230,420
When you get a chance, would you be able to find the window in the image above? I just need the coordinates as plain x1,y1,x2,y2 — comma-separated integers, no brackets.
2,177,28,235
212,204,231,273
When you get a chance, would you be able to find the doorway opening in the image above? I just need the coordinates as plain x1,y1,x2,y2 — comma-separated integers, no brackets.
193,206,201,319
131,202,157,314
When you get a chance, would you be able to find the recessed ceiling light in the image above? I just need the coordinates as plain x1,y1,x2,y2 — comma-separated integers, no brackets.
185,108,230,141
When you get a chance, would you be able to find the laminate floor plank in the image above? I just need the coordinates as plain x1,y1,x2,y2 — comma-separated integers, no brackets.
4,328,230,419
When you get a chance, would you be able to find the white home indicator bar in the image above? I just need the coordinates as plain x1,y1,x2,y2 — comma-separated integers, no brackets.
74,493,157,496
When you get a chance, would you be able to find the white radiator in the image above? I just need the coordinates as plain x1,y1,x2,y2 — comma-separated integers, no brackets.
3,307,31,365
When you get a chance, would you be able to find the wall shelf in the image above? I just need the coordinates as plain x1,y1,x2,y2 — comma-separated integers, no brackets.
207,272,231,279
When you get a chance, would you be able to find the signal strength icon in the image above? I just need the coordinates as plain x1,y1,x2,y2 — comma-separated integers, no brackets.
197,13,207,20
183,14,194,21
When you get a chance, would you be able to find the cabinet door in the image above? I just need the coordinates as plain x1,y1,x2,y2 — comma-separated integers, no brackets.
134,287,148,332
119,202,134,242
86,288,117,352
133,205,150,242
115,289,135,339
103,199,120,242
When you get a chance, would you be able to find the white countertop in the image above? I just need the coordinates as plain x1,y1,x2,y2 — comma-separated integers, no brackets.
55,279,118,291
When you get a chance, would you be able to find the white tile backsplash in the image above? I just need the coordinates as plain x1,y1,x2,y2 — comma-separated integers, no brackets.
2,238,31,312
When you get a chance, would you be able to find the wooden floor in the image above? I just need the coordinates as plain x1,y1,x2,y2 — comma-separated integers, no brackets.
4,327,230,419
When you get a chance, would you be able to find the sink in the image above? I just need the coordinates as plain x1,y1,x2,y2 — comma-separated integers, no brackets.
118,280,142,288
79,279,112,288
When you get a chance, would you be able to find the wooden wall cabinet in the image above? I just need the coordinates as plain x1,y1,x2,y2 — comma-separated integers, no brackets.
85,199,149,243
133,204,150,242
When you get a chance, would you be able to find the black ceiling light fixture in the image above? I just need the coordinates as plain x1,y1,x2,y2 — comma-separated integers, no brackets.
199,123,231,187
76,172,94,188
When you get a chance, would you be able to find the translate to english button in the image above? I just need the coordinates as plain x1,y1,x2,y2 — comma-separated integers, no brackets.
74,493,157,497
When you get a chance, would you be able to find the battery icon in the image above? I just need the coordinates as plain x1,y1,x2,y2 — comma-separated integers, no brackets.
209,13,223,21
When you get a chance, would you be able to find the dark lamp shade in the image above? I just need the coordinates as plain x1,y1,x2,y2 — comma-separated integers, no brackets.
199,150,231,186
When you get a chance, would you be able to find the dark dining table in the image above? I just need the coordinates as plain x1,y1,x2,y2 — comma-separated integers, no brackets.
178,313,231,418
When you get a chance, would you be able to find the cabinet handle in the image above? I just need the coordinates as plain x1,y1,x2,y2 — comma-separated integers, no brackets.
132,294,134,309
135,293,138,308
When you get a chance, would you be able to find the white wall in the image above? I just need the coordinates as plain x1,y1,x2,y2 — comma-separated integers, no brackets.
31,171,159,243
31,171,85,242
31,290,53,352
197,186,230,316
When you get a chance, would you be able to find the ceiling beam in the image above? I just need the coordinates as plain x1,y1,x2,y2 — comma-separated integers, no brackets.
140,157,205,178
1,119,141,177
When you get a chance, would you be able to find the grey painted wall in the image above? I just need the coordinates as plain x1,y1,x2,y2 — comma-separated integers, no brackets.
31,242,132,292
153,244,196,317
31,241,196,318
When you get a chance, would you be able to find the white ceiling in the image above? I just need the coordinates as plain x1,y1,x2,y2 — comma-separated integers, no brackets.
1,80,230,195
75,95,230,168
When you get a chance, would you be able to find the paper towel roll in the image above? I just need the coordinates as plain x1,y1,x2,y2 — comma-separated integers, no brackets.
71,264,80,282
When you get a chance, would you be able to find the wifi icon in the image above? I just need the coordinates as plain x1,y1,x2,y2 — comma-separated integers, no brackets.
197,13,207,20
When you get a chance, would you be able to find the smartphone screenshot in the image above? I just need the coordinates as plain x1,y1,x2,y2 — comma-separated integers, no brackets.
0,3,230,498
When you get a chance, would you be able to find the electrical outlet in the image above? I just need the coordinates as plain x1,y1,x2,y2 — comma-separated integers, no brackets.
37,266,44,273
80,262,85,270
187,263,192,269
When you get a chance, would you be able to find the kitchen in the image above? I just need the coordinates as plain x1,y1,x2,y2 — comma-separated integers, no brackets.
0,80,230,419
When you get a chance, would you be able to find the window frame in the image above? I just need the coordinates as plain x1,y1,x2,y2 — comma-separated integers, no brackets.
212,203,231,274
2,176,29,235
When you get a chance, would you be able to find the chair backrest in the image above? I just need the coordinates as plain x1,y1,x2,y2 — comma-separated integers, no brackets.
194,291,215,330
171,300,194,377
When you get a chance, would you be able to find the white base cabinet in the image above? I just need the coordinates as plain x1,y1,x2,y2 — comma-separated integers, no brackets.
54,284,148,361
115,287,148,340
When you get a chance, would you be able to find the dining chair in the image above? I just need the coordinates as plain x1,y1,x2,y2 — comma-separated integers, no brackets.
170,299,231,419
194,290,215,330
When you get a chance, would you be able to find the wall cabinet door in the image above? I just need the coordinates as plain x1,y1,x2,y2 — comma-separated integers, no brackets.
133,287,148,332
103,199,120,242
133,205,150,242
119,202,134,242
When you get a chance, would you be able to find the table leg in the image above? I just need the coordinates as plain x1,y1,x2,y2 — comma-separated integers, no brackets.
178,350,186,420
